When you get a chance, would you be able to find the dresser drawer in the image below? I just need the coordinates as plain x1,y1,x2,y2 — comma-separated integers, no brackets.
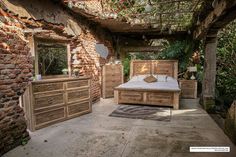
104,65,122,71
179,80,197,98
105,89,114,97
105,76,122,81
67,80,89,89
119,91,143,102
33,83,64,93
105,72,122,77
105,81,121,87
35,107,66,127
34,93,64,109
67,88,89,103
181,89,196,98
180,82,196,89
147,92,173,105
67,101,91,117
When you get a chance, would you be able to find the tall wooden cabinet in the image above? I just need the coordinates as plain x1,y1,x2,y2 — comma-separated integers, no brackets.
22,77,91,131
102,64,123,98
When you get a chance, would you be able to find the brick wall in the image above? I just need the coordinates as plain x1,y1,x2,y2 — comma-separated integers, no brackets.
0,1,115,154
71,32,113,102
0,10,32,155
0,0,115,103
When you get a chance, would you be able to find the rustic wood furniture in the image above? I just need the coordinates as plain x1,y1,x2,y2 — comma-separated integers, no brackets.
179,80,197,99
102,64,123,98
114,60,180,109
22,77,91,131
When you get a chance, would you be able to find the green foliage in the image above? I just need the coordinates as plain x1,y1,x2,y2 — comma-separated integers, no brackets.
121,40,197,79
21,137,29,146
38,46,68,76
216,21,236,109
104,0,199,30
158,40,195,73
122,55,131,77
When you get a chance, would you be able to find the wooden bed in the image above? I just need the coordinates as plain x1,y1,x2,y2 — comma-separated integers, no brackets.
114,60,180,109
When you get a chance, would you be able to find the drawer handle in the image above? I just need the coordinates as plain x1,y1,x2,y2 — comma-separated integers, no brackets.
48,98,54,103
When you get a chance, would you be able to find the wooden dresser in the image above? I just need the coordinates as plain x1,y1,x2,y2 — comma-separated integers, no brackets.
22,77,91,131
179,80,197,99
102,64,123,98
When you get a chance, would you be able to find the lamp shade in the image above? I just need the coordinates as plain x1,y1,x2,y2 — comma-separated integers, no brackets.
145,3,152,12
188,66,197,72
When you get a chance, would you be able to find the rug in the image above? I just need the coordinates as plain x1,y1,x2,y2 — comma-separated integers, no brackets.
109,105,172,121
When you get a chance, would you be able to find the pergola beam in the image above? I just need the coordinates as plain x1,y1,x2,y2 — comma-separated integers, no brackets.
194,0,236,39
114,31,188,40
120,46,162,52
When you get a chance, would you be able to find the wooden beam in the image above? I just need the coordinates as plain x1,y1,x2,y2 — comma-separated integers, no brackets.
115,31,188,40
194,0,236,39
202,36,217,110
121,46,162,52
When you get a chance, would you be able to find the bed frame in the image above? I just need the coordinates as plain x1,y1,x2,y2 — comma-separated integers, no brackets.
114,60,180,109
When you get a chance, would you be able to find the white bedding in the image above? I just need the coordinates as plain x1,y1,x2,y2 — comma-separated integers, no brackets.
116,75,180,91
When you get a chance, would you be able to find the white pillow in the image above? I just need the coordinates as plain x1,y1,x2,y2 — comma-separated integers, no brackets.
130,75,148,82
156,75,168,82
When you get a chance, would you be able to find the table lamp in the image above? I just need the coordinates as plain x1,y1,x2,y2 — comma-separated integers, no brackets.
188,66,197,80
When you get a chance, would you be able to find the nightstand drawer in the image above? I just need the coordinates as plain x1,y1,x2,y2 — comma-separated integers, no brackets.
179,80,197,99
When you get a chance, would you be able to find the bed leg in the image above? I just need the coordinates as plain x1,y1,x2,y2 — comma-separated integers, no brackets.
173,92,180,110
114,90,118,104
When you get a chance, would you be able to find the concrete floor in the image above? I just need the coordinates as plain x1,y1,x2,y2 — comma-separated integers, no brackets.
3,98,236,157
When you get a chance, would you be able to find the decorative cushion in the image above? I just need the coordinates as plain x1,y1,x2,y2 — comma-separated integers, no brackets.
144,75,157,83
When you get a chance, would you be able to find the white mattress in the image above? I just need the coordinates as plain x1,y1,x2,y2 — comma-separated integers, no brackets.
116,75,181,91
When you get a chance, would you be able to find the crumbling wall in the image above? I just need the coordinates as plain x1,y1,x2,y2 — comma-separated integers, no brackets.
0,0,115,155
0,9,32,155
1,0,114,101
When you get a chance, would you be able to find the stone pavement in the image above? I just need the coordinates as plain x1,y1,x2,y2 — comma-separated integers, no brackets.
3,98,236,157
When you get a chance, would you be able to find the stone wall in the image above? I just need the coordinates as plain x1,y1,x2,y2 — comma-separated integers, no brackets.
71,33,114,102
0,9,32,155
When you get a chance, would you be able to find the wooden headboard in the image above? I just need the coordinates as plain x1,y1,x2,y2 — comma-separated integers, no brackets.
130,60,178,79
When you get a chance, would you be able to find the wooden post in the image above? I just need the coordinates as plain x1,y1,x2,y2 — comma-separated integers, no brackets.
202,36,217,110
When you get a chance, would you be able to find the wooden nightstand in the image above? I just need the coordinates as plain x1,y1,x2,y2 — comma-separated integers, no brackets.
179,80,197,99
